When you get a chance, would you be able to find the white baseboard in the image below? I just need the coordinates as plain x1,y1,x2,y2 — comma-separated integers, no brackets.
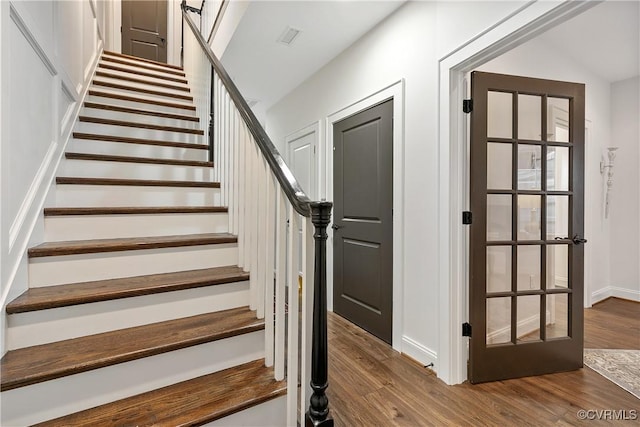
401,335,437,371
592,285,640,304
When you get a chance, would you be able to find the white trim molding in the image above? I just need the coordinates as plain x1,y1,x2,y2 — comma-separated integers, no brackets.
325,79,405,352
402,335,437,370
592,286,640,305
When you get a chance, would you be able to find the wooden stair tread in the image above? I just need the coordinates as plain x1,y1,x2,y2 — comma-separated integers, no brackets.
0,307,263,391
65,152,213,167
56,176,220,188
73,132,207,150
88,90,196,111
83,102,199,122
6,266,248,314
78,116,204,134
98,62,188,84
100,56,186,77
103,50,184,71
43,206,228,216
95,70,190,92
28,233,237,258
93,80,194,101
34,359,286,427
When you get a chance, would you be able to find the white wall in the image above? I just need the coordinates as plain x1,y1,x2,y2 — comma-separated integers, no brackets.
266,0,538,370
608,76,640,301
0,0,104,355
477,36,613,306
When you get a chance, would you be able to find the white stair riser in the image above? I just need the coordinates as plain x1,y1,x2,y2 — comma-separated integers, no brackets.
29,243,237,286
94,75,190,97
7,281,249,348
81,106,201,129
1,331,264,426
90,83,194,105
55,184,220,207
75,122,203,144
68,138,208,161
45,212,228,241
97,64,188,87
205,395,286,427
101,56,185,76
86,93,196,116
59,158,214,181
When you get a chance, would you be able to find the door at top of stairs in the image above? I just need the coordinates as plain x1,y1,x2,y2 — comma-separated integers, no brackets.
122,0,168,63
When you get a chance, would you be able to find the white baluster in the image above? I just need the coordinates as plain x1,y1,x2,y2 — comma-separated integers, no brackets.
256,157,267,320
231,110,240,235
264,172,276,367
287,205,300,427
274,189,286,381
237,123,246,268
300,216,314,420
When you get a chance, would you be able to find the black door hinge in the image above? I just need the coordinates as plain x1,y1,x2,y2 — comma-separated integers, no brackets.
463,99,473,113
462,211,472,225
462,322,472,337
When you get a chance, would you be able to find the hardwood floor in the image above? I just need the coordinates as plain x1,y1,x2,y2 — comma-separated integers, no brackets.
326,298,639,426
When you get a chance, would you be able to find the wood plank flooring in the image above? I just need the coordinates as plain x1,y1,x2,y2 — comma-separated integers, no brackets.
327,298,639,426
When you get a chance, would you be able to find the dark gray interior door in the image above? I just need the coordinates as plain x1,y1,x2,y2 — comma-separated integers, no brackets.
122,0,168,63
469,71,585,383
333,99,393,344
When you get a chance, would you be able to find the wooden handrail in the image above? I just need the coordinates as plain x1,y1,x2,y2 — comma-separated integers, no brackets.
182,4,312,218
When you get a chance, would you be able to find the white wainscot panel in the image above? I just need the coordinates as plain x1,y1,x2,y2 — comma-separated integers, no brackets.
56,0,83,92
83,0,98,82
7,7,57,247
59,81,76,137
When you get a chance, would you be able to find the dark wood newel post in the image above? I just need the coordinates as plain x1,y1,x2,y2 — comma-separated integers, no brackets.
306,201,334,427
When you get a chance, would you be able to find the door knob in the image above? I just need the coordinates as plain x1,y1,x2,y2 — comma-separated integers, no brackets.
572,235,588,245
331,224,342,230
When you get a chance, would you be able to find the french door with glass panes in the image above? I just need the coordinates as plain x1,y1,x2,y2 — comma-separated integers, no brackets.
468,71,586,383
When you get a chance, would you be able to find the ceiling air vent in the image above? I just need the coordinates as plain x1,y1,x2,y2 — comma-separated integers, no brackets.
277,26,301,46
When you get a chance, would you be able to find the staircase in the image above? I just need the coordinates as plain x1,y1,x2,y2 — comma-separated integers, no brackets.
0,51,286,426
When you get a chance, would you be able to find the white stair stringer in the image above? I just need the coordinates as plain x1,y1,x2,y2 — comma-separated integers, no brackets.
1,330,264,427
29,242,238,287
45,211,228,241
80,105,201,130
75,121,204,144
55,184,220,207
86,92,196,115
7,280,250,349
67,138,208,162
59,157,214,182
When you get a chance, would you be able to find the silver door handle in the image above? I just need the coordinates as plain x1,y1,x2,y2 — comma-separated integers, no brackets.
331,224,342,230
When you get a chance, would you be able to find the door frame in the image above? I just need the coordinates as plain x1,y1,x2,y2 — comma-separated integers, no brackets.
285,121,320,200
325,80,405,352
437,0,600,385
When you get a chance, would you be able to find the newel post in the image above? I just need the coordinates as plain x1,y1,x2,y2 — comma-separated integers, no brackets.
306,201,334,427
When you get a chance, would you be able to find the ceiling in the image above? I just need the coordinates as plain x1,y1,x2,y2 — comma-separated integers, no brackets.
536,0,639,83
220,1,405,110
221,0,638,115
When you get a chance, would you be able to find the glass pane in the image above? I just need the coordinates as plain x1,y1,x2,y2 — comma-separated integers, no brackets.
487,246,512,293
487,297,511,345
547,196,569,239
547,146,569,191
547,98,570,142
488,91,513,139
518,94,542,140
517,145,542,190
546,293,569,338
487,195,512,241
487,143,512,190
547,245,569,289
517,245,540,291
517,295,540,342
517,195,541,240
